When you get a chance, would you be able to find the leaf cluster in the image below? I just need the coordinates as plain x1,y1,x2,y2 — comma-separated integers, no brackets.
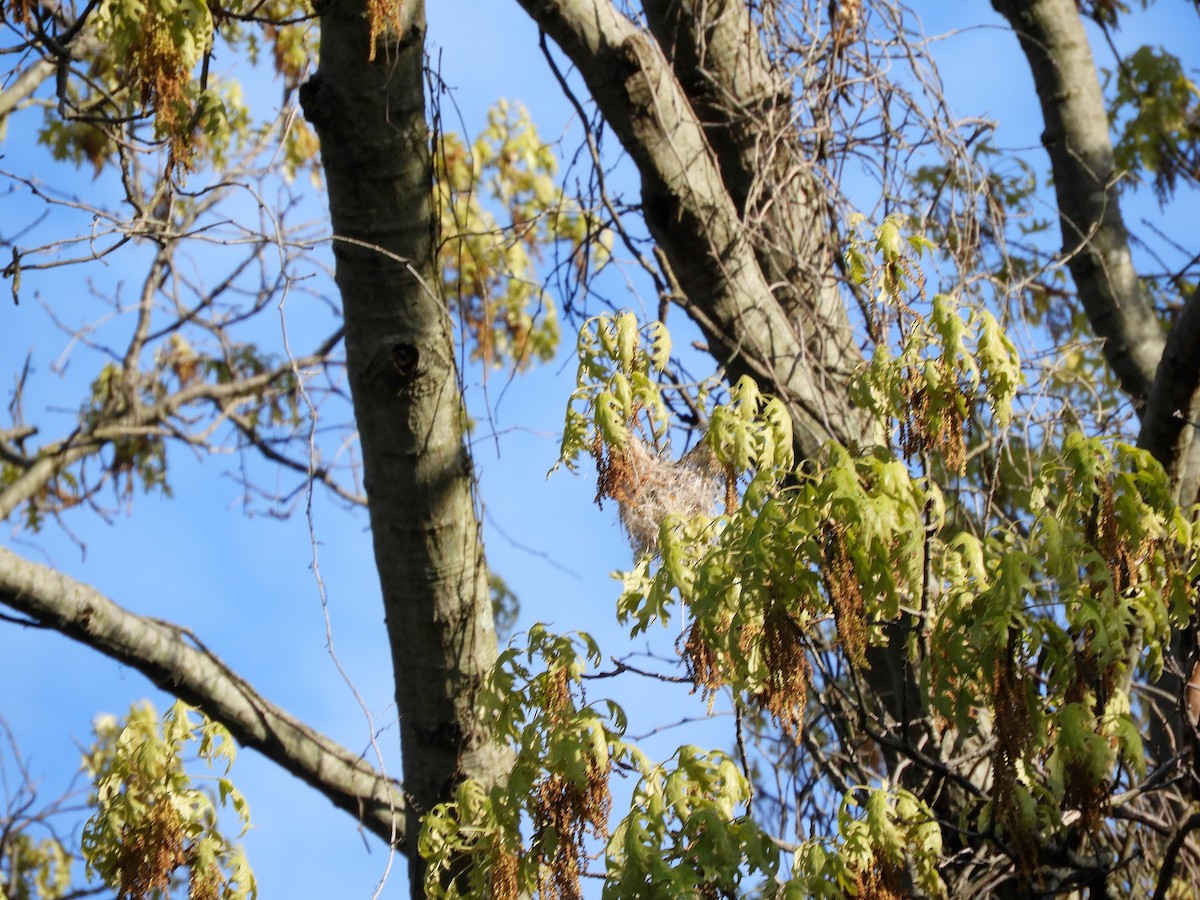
80,701,255,900
930,435,1195,872
420,627,616,900
0,832,71,900
1109,45,1200,202
437,101,610,371
460,218,1200,893
849,217,1021,474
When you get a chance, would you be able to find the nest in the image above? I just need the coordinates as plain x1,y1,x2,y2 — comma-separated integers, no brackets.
596,437,726,557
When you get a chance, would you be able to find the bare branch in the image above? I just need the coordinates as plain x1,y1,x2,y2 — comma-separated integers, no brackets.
224,405,366,506
0,544,408,852
0,342,339,523
1152,812,1200,900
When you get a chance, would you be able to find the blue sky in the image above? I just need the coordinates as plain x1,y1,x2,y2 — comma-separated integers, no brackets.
2,1,1200,896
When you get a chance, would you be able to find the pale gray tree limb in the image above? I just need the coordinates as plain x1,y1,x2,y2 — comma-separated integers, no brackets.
514,0,872,457
0,544,407,851
641,0,860,380
0,1,105,124
0,58,55,121
991,0,1166,408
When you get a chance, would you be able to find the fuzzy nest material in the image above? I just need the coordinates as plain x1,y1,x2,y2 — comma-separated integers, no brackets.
596,437,726,557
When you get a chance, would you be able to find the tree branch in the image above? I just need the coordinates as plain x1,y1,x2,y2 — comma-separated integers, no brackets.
1139,292,1200,503
0,0,105,123
0,544,407,852
514,0,872,456
641,0,856,368
991,0,1166,408
0,345,336,523
0,57,55,121
1151,811,1200,900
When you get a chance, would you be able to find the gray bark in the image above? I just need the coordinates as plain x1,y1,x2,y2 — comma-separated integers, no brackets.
641,0,859,384
992,0,1166,412
299,0,508,893
0,545,407,846
1140,295,1200,504
514,0,873,458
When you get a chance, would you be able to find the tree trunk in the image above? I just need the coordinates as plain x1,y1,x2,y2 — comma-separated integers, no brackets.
300,0,509,893
641,0,862,396
1139,296,1200,504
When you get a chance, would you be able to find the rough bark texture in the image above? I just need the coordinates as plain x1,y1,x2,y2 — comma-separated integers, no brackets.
0,545,407,846
515,0,872,459
992,0,1166,411
299,0,508,892
1140,295,1200,503
641,0,858,382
